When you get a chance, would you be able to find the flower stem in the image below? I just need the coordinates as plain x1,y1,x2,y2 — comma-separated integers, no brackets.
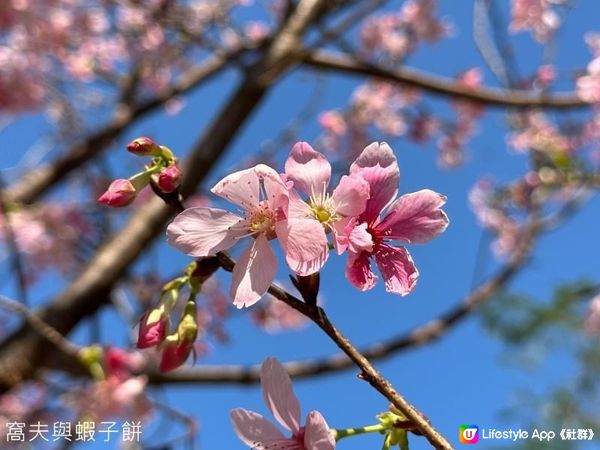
333,423,387,441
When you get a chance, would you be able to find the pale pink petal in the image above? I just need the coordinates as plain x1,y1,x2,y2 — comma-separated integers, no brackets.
230,408,286,448
376,189,449,243
304,411,335,450
350,142,399,223
211,164,287,211
166,208,245,256
374,245,419,295
330,175,370,217
287,189,311,220
284,142,331,197
275,219,328,276
347,222,374,253
231,235,277,308
261,357,301,434
331,216,353,254
345,251,377,291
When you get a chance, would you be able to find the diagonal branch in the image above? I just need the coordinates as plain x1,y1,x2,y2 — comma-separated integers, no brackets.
301,50,588,109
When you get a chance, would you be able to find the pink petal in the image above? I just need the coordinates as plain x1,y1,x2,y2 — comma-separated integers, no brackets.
374,245,419,295
376,189,449,243
350,142,399,223
230,408,286,448
230,234,277,308
345,251,377,291
166,208,245,256
284,142,331,197
275,219,328,276
304,411,335,450
261,357,301,434
211,164,287,211
330,175,370,217
347,222,374,254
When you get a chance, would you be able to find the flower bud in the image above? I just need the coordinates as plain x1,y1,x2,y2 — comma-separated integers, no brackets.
137,305,169,349
159,301,198,372
153,165,182,193
97,179,137,207
127,137,162,156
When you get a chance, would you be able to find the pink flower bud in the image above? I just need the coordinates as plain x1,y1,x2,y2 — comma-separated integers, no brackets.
127,137,162,156
154,165,182,193
136,308,168,349
97,179,137,207
159,301,197,372
159,338,195,372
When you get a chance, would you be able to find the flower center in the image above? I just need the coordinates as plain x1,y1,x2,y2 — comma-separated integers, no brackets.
308,188,337,226
248,201,276,238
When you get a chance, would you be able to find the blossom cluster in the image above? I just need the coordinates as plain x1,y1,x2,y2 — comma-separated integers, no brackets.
0,202,90,282
0,0,251,114
167,141,449,307
360,0,450,63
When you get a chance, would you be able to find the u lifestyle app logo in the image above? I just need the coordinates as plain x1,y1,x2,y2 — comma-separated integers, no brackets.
460,425,479,444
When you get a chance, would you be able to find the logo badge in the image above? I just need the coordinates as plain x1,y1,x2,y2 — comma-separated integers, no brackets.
460,425,479,444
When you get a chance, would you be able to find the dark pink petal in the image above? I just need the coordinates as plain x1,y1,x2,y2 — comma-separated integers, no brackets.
230,234,277,308
211,164,287,211
345,251,377,291
304,411,336,450
376,189,449,243
261,357,301,434
330,175,370,217
230,408,286,448
284,142,331,197
275,218,328,276
166,208,245,257
374,245,419,295
349,142,399,223
155,165,182,193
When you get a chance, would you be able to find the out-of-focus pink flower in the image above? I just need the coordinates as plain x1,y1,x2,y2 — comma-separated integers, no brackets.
97,179,137,207
231,357,335,450
509,0,563,42
509,112,571,155
67,376,152,421
167,164,327,308
469,178,523,258
577,57,600,104
584,295,600,335
284,142,370,254
251,299,308,333
344,143,449,295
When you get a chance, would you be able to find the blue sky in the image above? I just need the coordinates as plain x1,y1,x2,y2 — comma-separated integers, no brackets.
1,1,600,449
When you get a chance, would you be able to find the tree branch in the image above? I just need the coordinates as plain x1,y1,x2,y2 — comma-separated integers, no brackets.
301,50,588,109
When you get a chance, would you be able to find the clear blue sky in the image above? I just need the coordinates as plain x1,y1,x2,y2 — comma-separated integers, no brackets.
1,2,599,449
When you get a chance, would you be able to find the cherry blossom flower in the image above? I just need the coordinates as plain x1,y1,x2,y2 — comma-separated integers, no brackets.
344,142,449,295
251,298,308,333
284,142,370,253
167,164,327,308
231,357,335,450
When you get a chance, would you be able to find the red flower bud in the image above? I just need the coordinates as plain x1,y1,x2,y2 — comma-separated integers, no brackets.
154,165,182,193
97,179,137,207
136,308,169,349
159,338,195,372
127,137,162,156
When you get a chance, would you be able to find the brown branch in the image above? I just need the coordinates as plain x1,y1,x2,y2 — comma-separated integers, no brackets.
301,50,588,109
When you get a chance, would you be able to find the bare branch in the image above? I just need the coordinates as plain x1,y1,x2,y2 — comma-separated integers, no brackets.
302,50,588,109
